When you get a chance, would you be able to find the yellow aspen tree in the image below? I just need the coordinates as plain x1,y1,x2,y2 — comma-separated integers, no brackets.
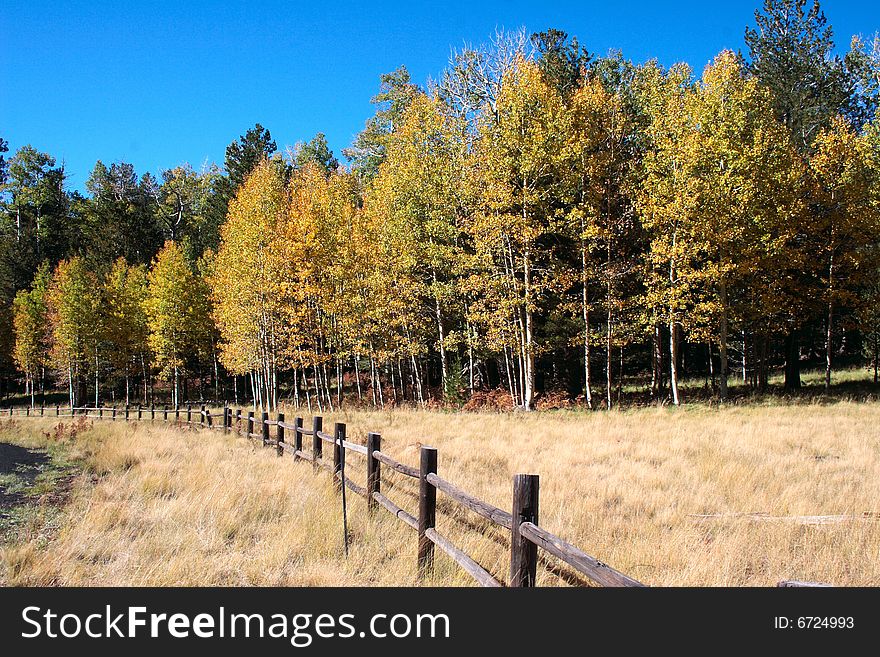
12,262,51,407
211,160,289,411
103,257,149,405
563,74,636,409
367,92,468,399
637,62,699,406
688,51,802,401
469,57,568,410
808,116,880,391
144,240,205,407
47,257,102,409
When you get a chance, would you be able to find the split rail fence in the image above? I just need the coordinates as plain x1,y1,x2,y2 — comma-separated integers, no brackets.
3,404,829,587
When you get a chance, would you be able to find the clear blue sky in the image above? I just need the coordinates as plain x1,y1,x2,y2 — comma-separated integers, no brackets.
1,1,875,192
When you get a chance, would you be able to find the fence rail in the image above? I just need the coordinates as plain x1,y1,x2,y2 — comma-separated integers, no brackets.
3,403,832,587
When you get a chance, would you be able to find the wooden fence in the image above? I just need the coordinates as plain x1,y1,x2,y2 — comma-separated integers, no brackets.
2,404,830,587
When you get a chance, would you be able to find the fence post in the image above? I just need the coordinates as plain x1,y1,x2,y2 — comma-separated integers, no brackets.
276,413,285,457
164,405,168,421
510,474,540,587
293,417,303,461
56,404,60,416
418,446,438,578
112,407,117,421
187,404,192,423
40,404,44,416
333,423,345,491
98,407,102,419
150,405,155,420
261,411,269,446
366,432,381,512
175,405,180,422
223,405,229,433
125,405,130,421
236,409,242,434
247,411,254,438
207,408,214,428
200,404,206,427
312,416,323,472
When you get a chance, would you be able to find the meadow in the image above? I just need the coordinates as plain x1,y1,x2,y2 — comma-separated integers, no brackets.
2,397,880,586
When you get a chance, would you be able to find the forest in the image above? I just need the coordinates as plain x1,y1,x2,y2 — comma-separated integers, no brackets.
2,0,880,412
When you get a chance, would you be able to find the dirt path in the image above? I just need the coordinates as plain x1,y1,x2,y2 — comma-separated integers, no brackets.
0,440,78,547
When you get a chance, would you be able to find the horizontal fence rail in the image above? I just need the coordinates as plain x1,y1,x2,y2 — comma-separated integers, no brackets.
3,404,831,587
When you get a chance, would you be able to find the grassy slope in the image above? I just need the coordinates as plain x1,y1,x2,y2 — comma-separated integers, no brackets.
2,400,880,586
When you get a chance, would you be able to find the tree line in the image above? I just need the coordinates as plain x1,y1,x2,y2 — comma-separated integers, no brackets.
3,0,880,411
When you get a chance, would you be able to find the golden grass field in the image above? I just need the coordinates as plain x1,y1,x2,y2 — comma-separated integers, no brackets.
2,399,880,586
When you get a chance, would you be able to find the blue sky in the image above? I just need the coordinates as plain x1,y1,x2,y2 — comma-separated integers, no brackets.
1,1,876,192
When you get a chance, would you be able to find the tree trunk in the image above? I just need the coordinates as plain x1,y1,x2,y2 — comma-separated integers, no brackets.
467,320,475,394
707,341,715,392
432,268,448,394
616,345,623,406
397,359,407,402
783,328,801,391
651,324,663,401
581,231,593,410
670,321,680,406
141,354,148,405
606,304,613,410
874,335,878,384
214,352,220,402
825,300,833,393
719,282,729,402
68,360,74,409
302,369,312,413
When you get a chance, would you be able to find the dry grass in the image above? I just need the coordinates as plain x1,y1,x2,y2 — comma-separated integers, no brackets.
3,401,880,586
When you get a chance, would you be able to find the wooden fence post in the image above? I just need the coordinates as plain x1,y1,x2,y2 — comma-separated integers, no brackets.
98,407,102,419
261,412,269,446
276,412,285,457
187,404,192,423
125,405,130,421
247,411,254,438
332,423,345,491
149,405,154,420
137,405,142,421
40,404,44,416
236,409,242,434
510,474,540,587
164,406,168,421
418,446,438,578
200,404,206,427
293,417,303,461
206,408,213,428
312,416,323,472
366,432,381,512
56,405,60,416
